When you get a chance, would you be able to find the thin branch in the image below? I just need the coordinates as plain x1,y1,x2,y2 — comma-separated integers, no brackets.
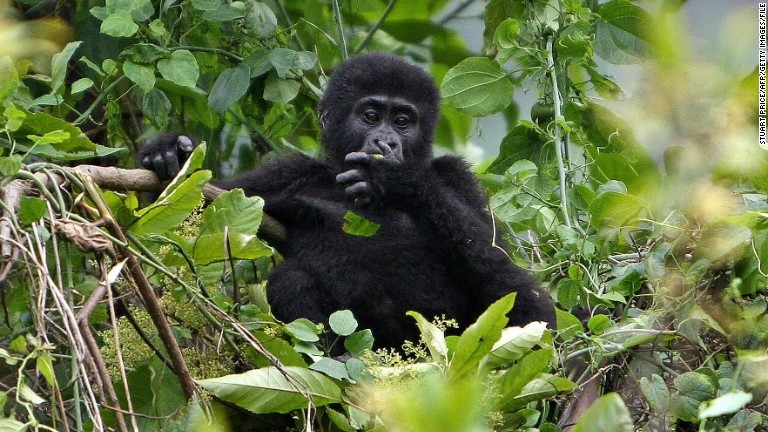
547,36,572,229
331,0,348,59
354,0,398,53
438,0,476,25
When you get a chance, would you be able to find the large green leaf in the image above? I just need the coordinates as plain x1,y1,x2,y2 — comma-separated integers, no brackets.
594,0,652,64
208,65,251,113
669,371,718,422
449,293,515,379
588,190,645,229
197,366,343,414
131,145,210,236
483,321,547,369
123,60,156,92
157,50,199,88
505,373,577,410
263,75,301,103
269,48,317,79
192,232,273,265
573,393,633,432
0,57,20,105
495,348,553,410
51,42,82,94
441,57,515,117
486,124,546,175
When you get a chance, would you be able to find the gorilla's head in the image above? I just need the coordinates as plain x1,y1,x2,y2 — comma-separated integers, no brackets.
318,53,440,164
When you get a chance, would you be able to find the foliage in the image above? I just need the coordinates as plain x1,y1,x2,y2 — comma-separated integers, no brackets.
0,0,765,431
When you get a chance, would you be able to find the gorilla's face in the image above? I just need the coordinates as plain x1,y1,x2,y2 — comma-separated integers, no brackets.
347,95,421,164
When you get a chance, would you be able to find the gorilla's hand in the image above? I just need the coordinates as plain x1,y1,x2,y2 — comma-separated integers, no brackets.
138,134,196,180
336,145,400,207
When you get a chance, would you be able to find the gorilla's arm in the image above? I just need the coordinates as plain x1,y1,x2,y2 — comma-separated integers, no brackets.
370,156,555,326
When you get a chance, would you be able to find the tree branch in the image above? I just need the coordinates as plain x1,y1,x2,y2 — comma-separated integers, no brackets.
1,165,287,246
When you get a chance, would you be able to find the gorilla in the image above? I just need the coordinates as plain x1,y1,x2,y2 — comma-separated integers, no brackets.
140,53,555,349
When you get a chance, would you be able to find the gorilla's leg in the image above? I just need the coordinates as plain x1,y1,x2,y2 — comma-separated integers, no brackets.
266,261,335,327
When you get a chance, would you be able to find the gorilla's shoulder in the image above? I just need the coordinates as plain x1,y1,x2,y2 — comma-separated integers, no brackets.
430,155,473,177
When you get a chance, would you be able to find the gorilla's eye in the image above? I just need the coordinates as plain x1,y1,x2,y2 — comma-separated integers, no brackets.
393,115,410,128
363,110,380,123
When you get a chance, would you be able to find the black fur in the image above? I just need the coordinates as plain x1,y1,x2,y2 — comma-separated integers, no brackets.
140,53,555,349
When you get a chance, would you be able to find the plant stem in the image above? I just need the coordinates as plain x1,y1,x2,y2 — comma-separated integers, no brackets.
547,36,572,229
331,0,348,59
438,0,476,25
355,0,398,53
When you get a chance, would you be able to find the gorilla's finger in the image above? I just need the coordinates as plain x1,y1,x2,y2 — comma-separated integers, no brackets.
141,155,153,170
151,154,168,180
336,169,365,184
354,196,371,207
164,148,181,179
345,181,371,199
344,152,372,165
177,135,195,154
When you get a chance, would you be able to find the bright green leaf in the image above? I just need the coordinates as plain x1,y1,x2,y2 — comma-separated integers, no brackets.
342,211,381,237
407,311,449,362
309,358,349,381
51,42,82,94
71,77,94,94
123,60,156,92
484,321,547,369
698,391,752,419
100,12,139,38
284,318,320,343
19,196,47,225
197,366,342,414
594,0,652,64
495,348,553,409
157,50,199,88
329,310,358,336
450,292,515,379
130,170,211,236
441,57,514,117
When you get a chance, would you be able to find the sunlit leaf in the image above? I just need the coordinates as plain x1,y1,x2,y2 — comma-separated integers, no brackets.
441,57,515,117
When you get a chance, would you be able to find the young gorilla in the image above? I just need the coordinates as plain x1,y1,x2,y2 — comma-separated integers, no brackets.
140,53,555,348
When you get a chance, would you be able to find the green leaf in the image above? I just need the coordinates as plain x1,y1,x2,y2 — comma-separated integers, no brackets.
669,371,718,422
4,104,25,132
284,318,320,343
191,0,220,11
492,18,520,56
329,310,358,336
157,50,199,88
506,374,576,409
17,113,95,152
639,374,670,414
203,4,246,21
197,366,342,414
495,348,553,409
449,292,515,379
208,65,251,113
309,358,349,381
441,57,514,117
0,155,22,177
192,233,272,265
120,43,169,64
245,1,277,39
698,391,752,419
130,170,211,236
342,211,381,237
200,189,264,234
19,196,47,225
344,330,374,355
486,124,545,174
269,48,317,78
263,75,301,103
573,393,633,432
407,311,449,362
588,191,645,229
483,321,547,369
594,0,652,64
51,41,82,94
36,352,55,386
0,418,26,432
0,57,20,105
100,12,139,37
71,78,94,94
123,60,156,92
586,314,613,335
142,88,171,129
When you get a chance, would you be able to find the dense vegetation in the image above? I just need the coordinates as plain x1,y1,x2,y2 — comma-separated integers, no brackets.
0,0,764,431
